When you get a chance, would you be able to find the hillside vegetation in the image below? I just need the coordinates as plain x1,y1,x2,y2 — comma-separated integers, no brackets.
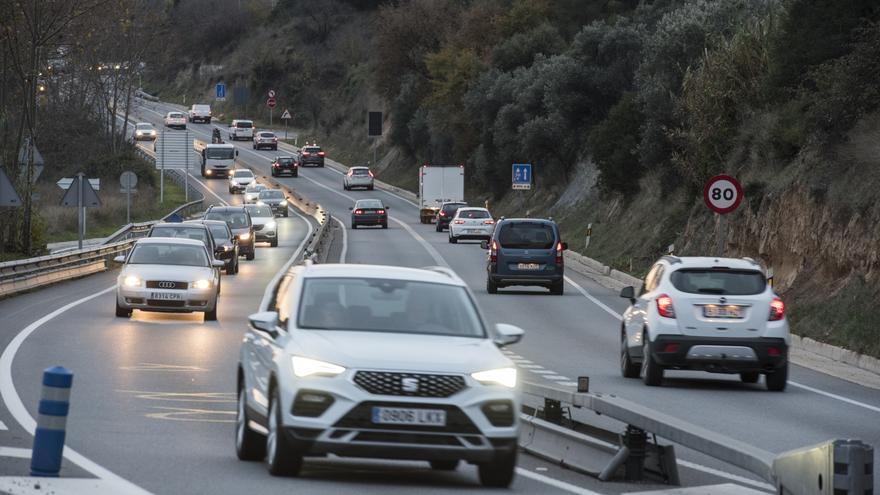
150,0,880,357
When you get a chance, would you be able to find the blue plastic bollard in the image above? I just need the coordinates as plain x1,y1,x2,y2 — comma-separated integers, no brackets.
30,366,73,477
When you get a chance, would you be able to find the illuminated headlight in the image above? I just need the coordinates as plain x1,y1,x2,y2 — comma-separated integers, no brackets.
265,220,277,230
206,170,212,175
292,356,345,378
222,245,232,251
239,232,251,241
149,130,156,136
122,275,142,287
192,279,212,289
472,367,517,388
135,131,143,136
279,200,287,206
256,201,265,206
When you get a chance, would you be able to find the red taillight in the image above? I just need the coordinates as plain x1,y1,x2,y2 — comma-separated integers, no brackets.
656,294,676,318
273,138,277,142
439,211,446,217
346,170,353,176
490,239,497,263
555,241,563,265
453,219,465,224
368,170,374,177
662,343,680,353
484,219,495,224
354,209,363,214
767,346,781,357
377,209,385,214
302,151,310,156
768,297,784,321
318,151,325,156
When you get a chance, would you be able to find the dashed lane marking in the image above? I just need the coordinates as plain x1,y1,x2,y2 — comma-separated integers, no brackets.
145,406,235,423
118,363,207,372
0,446,30,459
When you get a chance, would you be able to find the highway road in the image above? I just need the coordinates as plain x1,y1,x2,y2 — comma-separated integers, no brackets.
0,98,877,494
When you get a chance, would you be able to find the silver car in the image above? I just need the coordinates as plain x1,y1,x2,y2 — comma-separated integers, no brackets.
133,122,157,141
244,183,267,203
257,189,288,217
343,166,374,191
253,131,278,150
245,204,278,248
114,237,224,320
228,169,255,194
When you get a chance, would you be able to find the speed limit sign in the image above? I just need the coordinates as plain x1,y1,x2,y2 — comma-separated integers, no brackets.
703,175,742,214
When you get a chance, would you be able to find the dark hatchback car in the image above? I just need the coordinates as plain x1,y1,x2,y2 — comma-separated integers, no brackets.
298,145,325,167
435,201,467,232
186,219,239,275
482,218,567,295
204,206,255,260
270,156,298,177
350,199,388,229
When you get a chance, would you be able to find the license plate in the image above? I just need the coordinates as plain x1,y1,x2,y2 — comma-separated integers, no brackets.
150,292,182,300
371,407,446,426
468,229,482,233
517,263,540,270
703,305,743,318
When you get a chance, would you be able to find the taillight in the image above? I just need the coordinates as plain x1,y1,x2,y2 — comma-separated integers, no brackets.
439,211,446,217
656,294,676,318
490,239,497,263
318,151,325,156
302,151,310,156
662,343,680,353
377,209,385,214
555,241,563,265
354,209,363,214
768,297,784,321
484,219,495,224
453,219,465,224
767,346,781,357
346,170,353,176
368,170,374,177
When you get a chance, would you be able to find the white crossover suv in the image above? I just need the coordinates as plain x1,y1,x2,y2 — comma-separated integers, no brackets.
448,207,494,244
619,256,789,391
235,263,525,487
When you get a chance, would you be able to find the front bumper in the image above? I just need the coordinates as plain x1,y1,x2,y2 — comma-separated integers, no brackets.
117,286,215,312
648,335,788,373
253,226,277,242
230,182,250,192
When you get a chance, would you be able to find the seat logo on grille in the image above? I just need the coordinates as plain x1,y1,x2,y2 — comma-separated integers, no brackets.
158,281,175,289
401,377,419,393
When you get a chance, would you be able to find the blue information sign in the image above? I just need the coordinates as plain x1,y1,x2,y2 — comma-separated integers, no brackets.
215,83,226,101
512,163,532,190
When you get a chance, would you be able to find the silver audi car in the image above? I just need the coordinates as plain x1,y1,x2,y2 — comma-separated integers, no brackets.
114,237,224,320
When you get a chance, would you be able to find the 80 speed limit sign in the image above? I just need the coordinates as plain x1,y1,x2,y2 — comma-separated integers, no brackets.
703,174,742,214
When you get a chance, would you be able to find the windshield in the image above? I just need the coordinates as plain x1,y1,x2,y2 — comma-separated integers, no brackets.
128,243,208,267
297,278,485,337
498,222,555,249
149,227,209,244
457,209,490,219
246,205,273,217
168,113,184,118
670,269,766,295
136,124,153,130
235,121,253,128
246,184,266,192
303,147,321,153
356,200,383,209
259,190,283,199
351,168,370,176
206,148,234,160
205,211,250,229
442,203,466,213
259,132,275,138
207,224,230,240
233,170,253,178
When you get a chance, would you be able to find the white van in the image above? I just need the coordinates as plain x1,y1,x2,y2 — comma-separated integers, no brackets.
228,120,254,141
189,104,212,123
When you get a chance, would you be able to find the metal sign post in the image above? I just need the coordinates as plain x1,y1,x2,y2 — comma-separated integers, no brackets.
702,174,743,256
59,173,101,250
120,171,138,224
281,109,291,140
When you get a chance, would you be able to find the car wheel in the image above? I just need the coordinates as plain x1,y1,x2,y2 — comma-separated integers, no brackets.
272,145,277,150
351,222,357,229
740,372,760,384
642,337,663,386
226,262,235,275
236,386,266,461
765,363,788,391
478,448,516,488
283,211,289,217
449,234,457,244
115,299,131,318
228,187,233,194
435,223,442,232
252,144,256,149
381,222,388,229
550,280,564,295
217,277,222,295
246,251,255,261
234,258,240,274
293,172,298,178
271,169,276,177
270,237,278,248
430,460,459,471
368,185,374,191
486,278,498,294
205,302,218,321
266,387,303,476
620,331,640,378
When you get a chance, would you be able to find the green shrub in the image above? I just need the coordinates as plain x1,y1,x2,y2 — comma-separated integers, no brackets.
588,93,643,195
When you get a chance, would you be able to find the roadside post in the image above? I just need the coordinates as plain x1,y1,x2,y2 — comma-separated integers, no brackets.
702,174,742,256
30,366,73,477
58,174,101,249
120,171,138,224
585,223,592,250
767,266,774,288
281,109,292,140
512,163,532,213
368,111,382,166
267,90,276,126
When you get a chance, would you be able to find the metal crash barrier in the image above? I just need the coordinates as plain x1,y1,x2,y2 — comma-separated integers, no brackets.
519,381,874,492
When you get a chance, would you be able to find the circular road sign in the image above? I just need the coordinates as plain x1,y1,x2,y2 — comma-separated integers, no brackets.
267,97,276,108
703,174,743,214
268,90,276,98
119,171,138,189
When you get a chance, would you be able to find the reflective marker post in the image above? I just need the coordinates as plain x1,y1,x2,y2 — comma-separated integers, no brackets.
31,366,73,477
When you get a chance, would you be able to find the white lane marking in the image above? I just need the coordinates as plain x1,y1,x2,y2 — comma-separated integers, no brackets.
531,369,557,375
258,205,314,312
0,419,6,430
545,375,572,381
0,286,152,494
518,364,544,369
676,460,775,492
185,172,229,206
389,217,448,267
515,468,603,495
789,381,880,414
512,359,533,364
333,216,348,263
0,447,29,458
563,275,623,321
558,382,580,387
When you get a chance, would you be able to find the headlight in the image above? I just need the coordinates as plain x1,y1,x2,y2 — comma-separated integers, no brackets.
279,200,287,206
256,201,265,206
135,131,143,136
150,130,156,135
265,221,277,230
471,367,517,388
239,232,251,241
122,275,142,287
292,356,345,378
192,279,212,289
222,245,232,251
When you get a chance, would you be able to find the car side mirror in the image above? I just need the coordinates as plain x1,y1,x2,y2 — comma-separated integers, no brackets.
248,311,279,337
619,286,636,303
212,259,225,268
480,240,489,250
385,206,390,210
113,255,126,264
562,242,568,250
494,323,524,347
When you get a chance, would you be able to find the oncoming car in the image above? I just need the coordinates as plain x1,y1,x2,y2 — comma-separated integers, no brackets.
257,189,288,217
228,169,255,194
235,264,525,487
114,238,224,320
618,256,790,391
245,204,278,248
244,183,268,204
205,206,255,260
132,122,157,141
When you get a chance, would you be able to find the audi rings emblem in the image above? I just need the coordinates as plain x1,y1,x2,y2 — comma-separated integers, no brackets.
158,281,175,289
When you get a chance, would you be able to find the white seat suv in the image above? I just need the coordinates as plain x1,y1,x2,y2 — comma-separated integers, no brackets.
235,263,525,487
619,256,789,391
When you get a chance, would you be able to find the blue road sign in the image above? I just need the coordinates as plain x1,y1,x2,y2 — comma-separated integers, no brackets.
512,163,532,190
216,83,226,101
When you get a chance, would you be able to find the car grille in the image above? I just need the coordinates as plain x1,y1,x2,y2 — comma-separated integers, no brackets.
334,402,479,434
253,224,264,231
146,281,187,290
146,299,185,308
353,371,466,398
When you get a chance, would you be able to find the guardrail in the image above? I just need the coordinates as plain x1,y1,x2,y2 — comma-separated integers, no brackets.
519,380,873,493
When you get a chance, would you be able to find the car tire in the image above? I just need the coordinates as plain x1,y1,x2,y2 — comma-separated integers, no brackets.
226,262,235,275
550,280,564,295
430,460,459,471
449,234,457,244
272,145,277,150
293,172,298,178
620,331,640,378
486,278,498,294
740,372,760,384
217,277,222,295
351,222,357,229
642,338,663,386
252,144,256,149
381,222,388,229
234,258,240,274
283,211,289,217
205,302,218,321
765,363,788,391
435,223,442,232
271,169,276,177
478,448,516,488
266,387,303,476
368,185,374,191
246,251,255,261
270,238,278,248
236,386,266,461
115,299,131,318
228,187,233,194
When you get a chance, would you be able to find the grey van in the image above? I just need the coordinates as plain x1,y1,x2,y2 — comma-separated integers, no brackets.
482,218,567,295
